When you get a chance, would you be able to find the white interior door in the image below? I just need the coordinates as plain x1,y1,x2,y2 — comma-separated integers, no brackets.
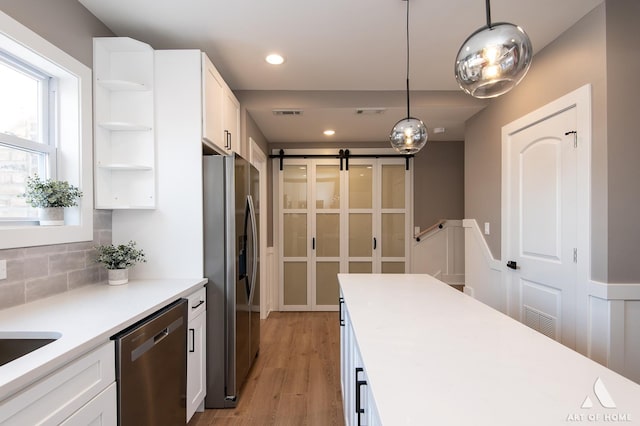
505,106,578,348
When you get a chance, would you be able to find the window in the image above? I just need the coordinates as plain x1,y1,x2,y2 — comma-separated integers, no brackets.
0,10,93,248
0,52,56,220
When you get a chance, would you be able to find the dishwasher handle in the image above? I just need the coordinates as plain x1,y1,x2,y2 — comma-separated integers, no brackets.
130,316,184,362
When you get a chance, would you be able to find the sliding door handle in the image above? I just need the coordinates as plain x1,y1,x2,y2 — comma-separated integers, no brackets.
373,237,377,250
312,237,316,250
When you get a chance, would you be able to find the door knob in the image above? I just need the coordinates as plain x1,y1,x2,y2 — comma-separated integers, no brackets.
506,260,518,270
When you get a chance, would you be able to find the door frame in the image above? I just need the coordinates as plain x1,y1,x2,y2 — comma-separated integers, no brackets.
249,138,269,319
501,84,592,355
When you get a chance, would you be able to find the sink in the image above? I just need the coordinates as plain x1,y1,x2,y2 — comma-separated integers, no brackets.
0,331,62,366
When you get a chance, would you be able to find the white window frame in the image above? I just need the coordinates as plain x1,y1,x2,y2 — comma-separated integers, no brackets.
0,10,93,248
0,51,58,219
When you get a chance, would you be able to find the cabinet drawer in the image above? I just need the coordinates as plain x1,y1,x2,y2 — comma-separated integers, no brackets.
0,341,115,425
187,287,206,320
59,382,116,426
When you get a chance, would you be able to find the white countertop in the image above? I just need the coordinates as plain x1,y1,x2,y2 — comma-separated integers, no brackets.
0,278,206,401
339,274,640,425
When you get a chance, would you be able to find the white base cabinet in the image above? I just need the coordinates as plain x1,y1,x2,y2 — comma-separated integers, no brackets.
340,292,381,426
186,287,207,422
0,342,116,425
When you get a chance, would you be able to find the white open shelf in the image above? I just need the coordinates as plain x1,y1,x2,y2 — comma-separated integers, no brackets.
97,164,153,171
94,37,156,210
97,122,152,131
96,79,149,91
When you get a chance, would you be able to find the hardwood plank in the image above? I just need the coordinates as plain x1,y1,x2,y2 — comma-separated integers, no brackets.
189,312,344,426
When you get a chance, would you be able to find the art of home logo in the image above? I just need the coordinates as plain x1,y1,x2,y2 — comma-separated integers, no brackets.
566,377,632,423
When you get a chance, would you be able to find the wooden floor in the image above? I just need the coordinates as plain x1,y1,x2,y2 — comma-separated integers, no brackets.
188,312,345,426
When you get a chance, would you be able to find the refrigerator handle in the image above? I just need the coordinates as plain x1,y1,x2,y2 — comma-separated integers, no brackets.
247,195,258,304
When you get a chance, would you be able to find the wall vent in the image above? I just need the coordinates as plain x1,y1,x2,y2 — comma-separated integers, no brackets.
356,108,386,115
273,109,303,116
524,305,557,341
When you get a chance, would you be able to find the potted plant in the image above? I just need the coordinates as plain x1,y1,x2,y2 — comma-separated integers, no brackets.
21,174,83,226
95,241,146,285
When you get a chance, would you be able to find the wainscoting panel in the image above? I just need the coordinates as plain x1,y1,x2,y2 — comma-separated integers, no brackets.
462,219,504,313
587,295,609,367
465,218,640,384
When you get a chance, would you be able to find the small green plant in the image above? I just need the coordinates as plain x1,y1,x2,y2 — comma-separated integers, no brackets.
21,174,83,208
95,241,147,270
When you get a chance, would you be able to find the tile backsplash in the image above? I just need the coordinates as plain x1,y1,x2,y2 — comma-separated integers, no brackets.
0,210,112,310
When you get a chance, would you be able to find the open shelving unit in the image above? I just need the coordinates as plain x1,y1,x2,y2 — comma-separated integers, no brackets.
93,37,156,209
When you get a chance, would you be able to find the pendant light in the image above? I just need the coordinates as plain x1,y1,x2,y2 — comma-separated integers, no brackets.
454,0,532,99
389,0,427,154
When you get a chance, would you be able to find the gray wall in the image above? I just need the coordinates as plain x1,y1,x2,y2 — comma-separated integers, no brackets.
605,0,640,282
0,0,113,67
413,141,464,230
0,0,115,308
464,3,610,281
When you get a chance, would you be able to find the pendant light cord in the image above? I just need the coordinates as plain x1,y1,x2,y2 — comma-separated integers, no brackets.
485,0,492,28
405,0,411,118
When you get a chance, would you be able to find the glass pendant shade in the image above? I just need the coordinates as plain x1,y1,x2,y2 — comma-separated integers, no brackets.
389,0,427,154
455,22,532,99
389,117,428,154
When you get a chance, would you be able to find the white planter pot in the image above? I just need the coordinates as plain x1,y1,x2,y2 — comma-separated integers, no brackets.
107,268,129,285
38,207,64,226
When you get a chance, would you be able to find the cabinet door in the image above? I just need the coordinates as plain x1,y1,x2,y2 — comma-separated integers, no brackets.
187,311,206,422
0,342,115,425
59,383,117,426
223,89,240,155
202,54,225,153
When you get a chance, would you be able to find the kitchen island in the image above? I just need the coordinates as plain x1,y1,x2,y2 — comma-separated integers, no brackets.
338,274,640,425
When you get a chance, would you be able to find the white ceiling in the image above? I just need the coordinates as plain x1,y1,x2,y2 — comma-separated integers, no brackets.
79,0,604,144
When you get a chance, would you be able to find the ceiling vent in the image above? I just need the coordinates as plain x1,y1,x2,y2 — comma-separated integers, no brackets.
273,109,303,116
356,108,386,115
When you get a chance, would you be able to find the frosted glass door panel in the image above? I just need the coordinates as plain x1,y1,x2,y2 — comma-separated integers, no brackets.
316,165,340,209
349,262,372,273
283,165,307,209
349,165,373,209
316,262,340,305
284,262,307,305
349,213,372,257
382,262,405,273
381,213,404,257
316,213,340,257
381,165,405,208
283,213,307,257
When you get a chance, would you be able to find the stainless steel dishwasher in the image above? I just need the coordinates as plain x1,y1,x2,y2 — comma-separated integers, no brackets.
112,298,188,425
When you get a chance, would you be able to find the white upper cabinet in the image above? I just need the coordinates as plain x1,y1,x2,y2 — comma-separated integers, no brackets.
93,37,156,209
202,54,241,156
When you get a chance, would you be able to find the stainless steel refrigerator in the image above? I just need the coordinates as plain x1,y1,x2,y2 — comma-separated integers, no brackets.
203,153,260,408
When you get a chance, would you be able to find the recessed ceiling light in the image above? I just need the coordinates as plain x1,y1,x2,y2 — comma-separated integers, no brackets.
323,130,335,136
265,54,285,65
